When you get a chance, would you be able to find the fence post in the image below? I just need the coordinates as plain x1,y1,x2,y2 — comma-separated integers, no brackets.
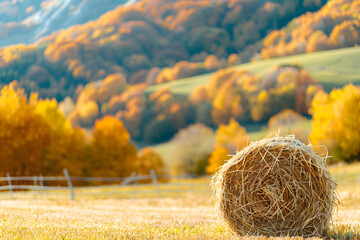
6,173,13,199
63,168,75,201
39,175,44,198
150,169,161,197
33,176,38,197
121,172,136,186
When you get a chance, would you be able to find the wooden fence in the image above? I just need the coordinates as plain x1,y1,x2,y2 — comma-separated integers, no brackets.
0,169,358,201
0,169,211,200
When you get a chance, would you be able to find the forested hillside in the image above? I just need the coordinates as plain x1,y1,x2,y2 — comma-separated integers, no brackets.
65,63,322,143
262,0,360,58
0,0,326,100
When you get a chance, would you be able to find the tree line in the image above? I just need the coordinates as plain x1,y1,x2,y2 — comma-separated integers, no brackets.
64,64,322,144
0,82,166,179
0,81,359,179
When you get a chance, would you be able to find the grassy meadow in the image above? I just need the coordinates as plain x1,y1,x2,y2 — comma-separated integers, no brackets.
146,46,360,95
0,163,359,239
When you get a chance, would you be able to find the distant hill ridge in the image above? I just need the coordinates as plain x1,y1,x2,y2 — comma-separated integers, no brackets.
0,0,135,47
0,0,325,100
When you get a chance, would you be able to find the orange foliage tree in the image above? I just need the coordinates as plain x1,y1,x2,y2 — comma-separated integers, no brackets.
90,116,138,177
136,147,167,182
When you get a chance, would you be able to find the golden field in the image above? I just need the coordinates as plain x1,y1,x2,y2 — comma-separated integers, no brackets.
0,163,359,240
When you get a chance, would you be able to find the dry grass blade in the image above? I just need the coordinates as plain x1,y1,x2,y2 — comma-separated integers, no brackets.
211,135,338,237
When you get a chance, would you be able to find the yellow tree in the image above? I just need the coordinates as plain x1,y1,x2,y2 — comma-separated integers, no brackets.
215,118,249,153
206,146,229,175
90,116,138,177
211,81,244,125
0,82,51,176
310,84,360,162
207,119,249,174
35,98,87,176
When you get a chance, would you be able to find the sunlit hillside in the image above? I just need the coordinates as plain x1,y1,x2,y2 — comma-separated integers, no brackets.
147,46,360,95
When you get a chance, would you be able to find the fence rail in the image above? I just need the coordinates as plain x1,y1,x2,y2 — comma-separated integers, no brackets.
0,169,211,200
0,169,358,201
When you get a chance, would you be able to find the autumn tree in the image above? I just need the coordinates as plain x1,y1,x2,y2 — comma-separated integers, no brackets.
310,84,360,163
78,100,99,127
90,116,138,177
206,119,248,174
0,82,168,179
116,97,145,139
35,99,88,176
206,146,229,175
0,82,92,178
136,147,167,182
211,81,245,125
204,55,222,70
0,82,51,176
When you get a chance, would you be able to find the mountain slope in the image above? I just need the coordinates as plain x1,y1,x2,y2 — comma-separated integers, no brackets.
0,0,134,47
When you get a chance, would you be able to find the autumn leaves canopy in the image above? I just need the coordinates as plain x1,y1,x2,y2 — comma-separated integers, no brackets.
0,82,166,178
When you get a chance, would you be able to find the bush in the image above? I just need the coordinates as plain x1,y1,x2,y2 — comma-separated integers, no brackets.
170,123,214,175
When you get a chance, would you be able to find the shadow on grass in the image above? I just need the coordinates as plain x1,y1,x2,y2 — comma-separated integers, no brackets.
326,231,360,240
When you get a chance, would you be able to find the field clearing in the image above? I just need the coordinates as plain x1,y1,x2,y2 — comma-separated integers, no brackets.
0,163,359,239
146,46,360,95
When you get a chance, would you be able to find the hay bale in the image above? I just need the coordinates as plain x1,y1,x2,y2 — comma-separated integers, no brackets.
211,135,337,237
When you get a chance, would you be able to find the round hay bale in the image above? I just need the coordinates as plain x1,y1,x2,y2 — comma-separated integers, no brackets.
211,135,337,237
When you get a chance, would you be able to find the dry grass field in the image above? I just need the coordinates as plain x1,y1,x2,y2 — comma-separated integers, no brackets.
0,164,359,239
